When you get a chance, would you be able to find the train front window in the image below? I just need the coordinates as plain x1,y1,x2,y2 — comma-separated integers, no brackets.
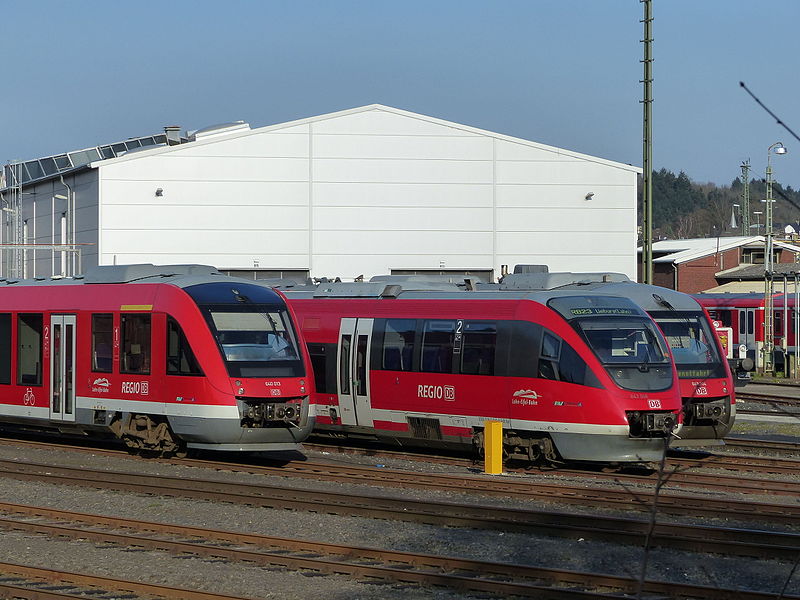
649,311,726,379
204,305,304,378
577,318,673,392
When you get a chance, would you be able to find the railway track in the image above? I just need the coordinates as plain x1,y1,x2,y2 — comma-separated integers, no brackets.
1,438,800,597
0,561,253,600
0,456,799,551
0,501,795,600
723,437,800,456
1,434,799,511
671,449,800,476
737,391,800,407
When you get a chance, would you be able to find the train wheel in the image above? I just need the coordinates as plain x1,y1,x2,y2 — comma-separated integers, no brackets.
110,413,184,457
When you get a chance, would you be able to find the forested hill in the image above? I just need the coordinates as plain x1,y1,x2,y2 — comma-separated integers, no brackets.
641,168,800,239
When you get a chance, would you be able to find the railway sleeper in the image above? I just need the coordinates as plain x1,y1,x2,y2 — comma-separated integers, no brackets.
109,413,186,457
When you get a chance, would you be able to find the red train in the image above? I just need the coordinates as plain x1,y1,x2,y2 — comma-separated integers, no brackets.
695,291,792,375
282,278,682,464
485,273,736,446
0,264,313,455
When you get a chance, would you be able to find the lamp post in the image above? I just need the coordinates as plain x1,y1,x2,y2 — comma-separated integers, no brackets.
741,160,751,235
763,142,788,374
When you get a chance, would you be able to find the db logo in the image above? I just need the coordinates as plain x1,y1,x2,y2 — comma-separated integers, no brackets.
647,399,662,409
270,389,281,396
418,384,456,401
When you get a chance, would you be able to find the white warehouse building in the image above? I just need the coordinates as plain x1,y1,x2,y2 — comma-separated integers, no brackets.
0,104,640,282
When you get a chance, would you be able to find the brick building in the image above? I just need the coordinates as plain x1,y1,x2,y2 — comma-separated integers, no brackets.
637,236,800,293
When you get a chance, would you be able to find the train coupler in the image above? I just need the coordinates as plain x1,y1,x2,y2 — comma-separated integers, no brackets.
627,410,678,438
240,398,304,428
684,397,730,425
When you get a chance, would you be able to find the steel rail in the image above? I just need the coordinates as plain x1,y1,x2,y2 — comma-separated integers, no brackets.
0,461,798,558
0,435,799,518
1,432,798,497
174,451,800,500
737,391,800,407
669,451,800,476
0,502,797,600
724,437,800,454
0,560,255,600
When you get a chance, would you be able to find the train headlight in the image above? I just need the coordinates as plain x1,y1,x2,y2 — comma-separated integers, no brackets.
238,387,245,395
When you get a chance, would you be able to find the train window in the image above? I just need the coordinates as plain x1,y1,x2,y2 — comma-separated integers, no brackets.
308,343,336,394
356,335,368,396
17,314,43,386
166,317,202,376
739,311,745,335
505,321,542,378
340,334,351,395
537,331,592,386
91,314,113,373
421,320,455,373
748,311,754,335
120,314,151,375
382,319,415,371
539,332,561,380
0,314,10,384
558,343,590,386
717,310,733,328
460,322,496,375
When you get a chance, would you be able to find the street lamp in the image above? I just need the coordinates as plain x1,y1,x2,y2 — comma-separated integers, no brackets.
763,142,788,374
754,211,763,232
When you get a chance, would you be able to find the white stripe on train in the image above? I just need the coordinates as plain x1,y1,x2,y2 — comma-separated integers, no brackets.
312,403,629,436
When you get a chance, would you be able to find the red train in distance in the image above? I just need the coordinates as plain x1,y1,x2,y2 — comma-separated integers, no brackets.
0,264,313,455
694,291,793,375
282,279,683,464
484,273,736,446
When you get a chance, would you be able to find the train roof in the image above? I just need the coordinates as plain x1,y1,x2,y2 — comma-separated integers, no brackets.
276,271,703,312
0,264,266,291
694,291,800,308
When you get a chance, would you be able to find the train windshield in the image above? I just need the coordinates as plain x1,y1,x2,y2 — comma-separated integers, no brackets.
649,311,727,379
204,305,304,378
576,318,673,391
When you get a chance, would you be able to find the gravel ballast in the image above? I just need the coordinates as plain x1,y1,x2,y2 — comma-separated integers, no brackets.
0,432,796,599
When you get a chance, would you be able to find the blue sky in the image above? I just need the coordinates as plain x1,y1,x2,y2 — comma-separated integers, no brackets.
3,1,799,188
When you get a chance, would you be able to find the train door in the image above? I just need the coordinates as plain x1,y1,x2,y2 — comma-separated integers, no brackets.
337,318,375,427
49,315,76,422
738,308,756,348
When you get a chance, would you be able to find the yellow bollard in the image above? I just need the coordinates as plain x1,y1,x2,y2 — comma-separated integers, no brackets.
484,420,503,475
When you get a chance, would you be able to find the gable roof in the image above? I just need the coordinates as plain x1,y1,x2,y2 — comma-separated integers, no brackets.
90,104,642,173
640,236,800,265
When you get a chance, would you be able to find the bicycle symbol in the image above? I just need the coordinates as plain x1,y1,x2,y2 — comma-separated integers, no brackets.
23,388,35,406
